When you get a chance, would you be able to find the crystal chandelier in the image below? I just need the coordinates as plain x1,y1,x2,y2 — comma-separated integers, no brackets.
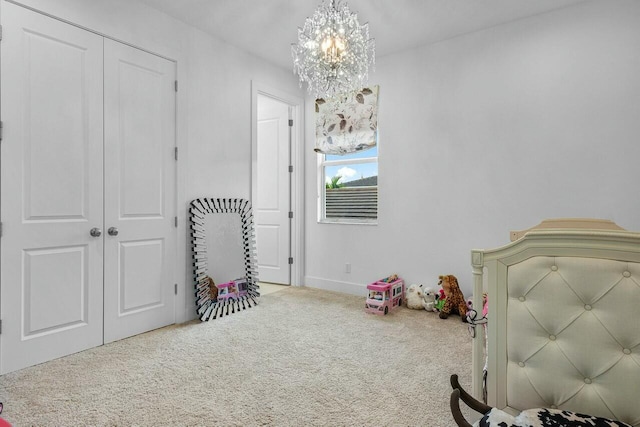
291,0,375,99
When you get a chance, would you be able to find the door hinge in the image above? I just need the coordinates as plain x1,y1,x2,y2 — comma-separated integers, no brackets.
288,165,293,173
174,283,178,295
288,119,293,127
288,257,294,265
174,80,178,92
0,222,3,238
174,216,178,227
0,319,3,334
0,25,3,42
0,121,4,142
174,146,178,161
288,211,293,219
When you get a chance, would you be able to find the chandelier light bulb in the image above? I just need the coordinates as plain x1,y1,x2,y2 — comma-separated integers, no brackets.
321,36,333,54
291,0,375,98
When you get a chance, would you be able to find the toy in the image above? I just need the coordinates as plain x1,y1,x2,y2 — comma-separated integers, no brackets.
205,276,218,301
217,280,238,301
233,277,249,297
482,293,488,317
466,293,488,317
438,274,468,321
406,284,426,310
379,274,398,283
0,402,8,427
434,288,446,311
365,275,405,315
422,287,437,312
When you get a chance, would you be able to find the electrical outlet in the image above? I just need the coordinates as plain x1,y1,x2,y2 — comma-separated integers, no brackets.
345,263,351,273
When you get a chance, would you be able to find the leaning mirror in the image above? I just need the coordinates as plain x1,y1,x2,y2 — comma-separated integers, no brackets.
190,198,259,321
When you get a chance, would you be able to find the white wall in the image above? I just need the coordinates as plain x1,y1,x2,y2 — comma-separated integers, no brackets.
10,0,640,313
304,0,640,297
185,29,299,199
6,0,303,321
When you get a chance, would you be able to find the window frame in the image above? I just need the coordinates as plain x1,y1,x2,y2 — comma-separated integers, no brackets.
318,150,378,225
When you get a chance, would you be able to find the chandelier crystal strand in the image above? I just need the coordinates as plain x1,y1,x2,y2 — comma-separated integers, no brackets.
292,0,375,99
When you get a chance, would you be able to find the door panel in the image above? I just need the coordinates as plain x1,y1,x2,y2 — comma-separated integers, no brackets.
24,245,89,336
25,30,91,220
119,240,164,313
256,96,290,284
256,226,280,268
103,39,176,343
117,60,166,218
0,3,104,374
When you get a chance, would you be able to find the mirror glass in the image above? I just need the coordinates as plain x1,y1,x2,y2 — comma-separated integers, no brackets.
190,198,259,321
205,213,244,283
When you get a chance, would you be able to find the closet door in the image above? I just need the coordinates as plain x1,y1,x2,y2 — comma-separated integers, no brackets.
0,3,104,373
103,39,177,343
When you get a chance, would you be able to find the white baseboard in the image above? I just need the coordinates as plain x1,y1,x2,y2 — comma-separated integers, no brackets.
303,276,367,297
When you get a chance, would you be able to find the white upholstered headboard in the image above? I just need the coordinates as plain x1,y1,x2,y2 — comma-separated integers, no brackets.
471,222,640,426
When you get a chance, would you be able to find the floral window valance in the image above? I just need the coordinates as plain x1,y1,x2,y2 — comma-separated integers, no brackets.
314,85,379,155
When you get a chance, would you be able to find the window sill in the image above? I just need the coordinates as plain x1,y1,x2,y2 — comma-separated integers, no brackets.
319,219,378,226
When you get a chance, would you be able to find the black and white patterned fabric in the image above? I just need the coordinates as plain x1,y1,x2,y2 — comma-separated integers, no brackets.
475,408,632,427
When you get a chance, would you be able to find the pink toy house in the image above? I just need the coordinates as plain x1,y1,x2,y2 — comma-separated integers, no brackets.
365,276,405,315
234,277,249,297
217,280,238,301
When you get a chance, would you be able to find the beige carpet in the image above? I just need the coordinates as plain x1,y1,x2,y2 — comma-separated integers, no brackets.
0,287,474,426
258,282,290,296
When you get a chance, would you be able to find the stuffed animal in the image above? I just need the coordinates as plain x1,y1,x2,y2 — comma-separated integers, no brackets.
467,293,489,318
438,274,468,321
205,276,218,301
422,287,437,312
466,298,474,312
435,288,446,311
406,284,426,309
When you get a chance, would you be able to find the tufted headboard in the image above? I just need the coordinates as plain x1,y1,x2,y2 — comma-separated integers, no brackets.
470,221,640,426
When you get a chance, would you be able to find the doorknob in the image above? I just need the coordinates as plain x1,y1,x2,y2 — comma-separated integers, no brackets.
108,227,119,236
90,227,102,237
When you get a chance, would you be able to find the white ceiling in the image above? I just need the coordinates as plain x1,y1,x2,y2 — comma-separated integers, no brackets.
139,0,585,70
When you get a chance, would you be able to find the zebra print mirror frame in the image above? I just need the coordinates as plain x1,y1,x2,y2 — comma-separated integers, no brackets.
190,198,260,321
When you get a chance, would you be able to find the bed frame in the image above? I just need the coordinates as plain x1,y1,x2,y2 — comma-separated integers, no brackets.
469,219,640,426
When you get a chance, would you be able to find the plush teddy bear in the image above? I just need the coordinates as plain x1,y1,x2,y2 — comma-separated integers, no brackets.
406,284,426,309
422,287,437,312
205,276,218,301
438,274,468,321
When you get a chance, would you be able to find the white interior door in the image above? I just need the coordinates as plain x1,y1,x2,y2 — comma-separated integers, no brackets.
256,95,290,284
103,39,176,343
0,3,104,374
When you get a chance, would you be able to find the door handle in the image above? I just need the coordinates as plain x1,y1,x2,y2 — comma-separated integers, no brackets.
90,227,102,237
108,227,119,236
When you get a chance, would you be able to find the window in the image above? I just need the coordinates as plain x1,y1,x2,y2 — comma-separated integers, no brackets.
393,285,402,297
320,146,378,223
